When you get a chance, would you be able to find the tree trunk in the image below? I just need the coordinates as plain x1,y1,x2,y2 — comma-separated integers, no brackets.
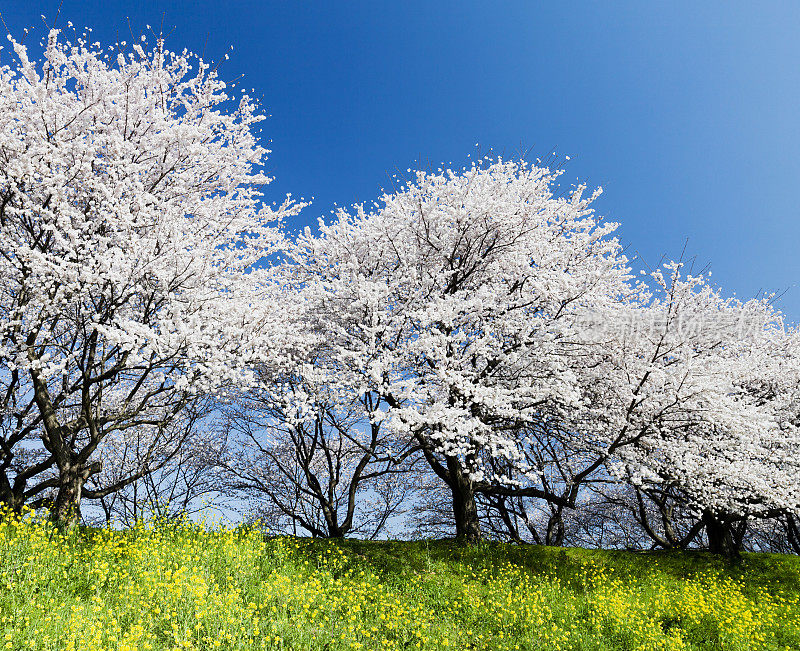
545,511,565,546
0,488,25,520
327,524,346,539
703,510,740,561
51,464,86,528
787,515,800,555
447,458,481,543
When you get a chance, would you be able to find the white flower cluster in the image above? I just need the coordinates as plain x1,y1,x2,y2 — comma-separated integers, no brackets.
0,27,796,529
283,162,800,522
0,29,302,517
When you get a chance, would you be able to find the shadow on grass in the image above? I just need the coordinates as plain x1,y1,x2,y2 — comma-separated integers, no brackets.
281,535,800,598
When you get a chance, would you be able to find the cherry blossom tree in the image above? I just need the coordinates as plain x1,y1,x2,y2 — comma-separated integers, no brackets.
290,159,800,549
583,265,800,557
87,399,226,525
0,27,301,525
216,258,419,539
218,361,417,539
290,159,632,542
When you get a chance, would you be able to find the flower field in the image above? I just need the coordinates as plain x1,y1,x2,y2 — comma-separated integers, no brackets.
1,513,798,650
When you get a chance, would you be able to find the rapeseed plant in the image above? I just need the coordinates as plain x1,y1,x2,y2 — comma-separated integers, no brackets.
0,508,798,650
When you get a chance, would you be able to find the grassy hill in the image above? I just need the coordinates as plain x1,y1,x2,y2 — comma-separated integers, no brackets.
1,513,798,650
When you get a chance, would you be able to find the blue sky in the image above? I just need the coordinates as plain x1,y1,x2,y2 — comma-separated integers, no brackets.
4,1,799,319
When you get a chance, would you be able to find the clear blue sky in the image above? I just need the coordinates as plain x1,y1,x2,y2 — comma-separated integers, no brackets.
3,1,799,319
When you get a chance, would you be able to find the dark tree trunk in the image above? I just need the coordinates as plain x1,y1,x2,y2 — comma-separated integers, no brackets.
545,511,565,546
453,487,481,543
0,487,25,520
51,464,87,528
787,515,800,555
703,510,740,561
327,524,346,539
447,458,481,543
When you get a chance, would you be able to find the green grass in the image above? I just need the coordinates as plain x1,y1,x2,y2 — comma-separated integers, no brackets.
1,512,798,650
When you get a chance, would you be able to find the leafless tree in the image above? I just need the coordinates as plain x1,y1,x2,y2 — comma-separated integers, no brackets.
219,379,417,539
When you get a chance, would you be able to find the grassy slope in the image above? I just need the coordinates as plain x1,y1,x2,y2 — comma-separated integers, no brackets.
1,515,798,650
